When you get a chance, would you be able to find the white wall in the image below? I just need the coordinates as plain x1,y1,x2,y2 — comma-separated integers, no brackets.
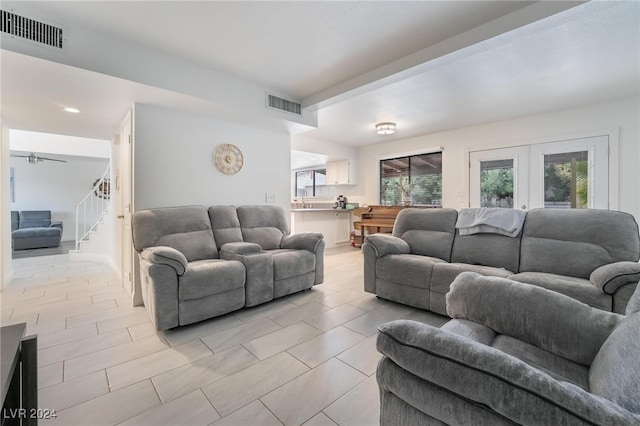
10,155,110,241
10,130,111,158
356,96,640,221
292,134,357,164
133,104,291,212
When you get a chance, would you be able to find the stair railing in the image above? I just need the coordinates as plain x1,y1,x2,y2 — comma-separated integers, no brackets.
75,164,111,251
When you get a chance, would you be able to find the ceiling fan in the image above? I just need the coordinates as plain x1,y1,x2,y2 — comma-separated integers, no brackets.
11,152,67,164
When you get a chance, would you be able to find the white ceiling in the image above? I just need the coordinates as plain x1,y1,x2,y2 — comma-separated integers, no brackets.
1,1,639,152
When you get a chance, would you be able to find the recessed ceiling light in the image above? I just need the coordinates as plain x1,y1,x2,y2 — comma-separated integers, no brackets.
64,107,80,113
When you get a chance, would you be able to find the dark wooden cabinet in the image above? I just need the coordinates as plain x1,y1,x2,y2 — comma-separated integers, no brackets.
1,323,37,426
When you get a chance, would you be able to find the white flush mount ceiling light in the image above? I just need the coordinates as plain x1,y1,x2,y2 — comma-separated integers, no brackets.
376,122,396,135
64,107,80,113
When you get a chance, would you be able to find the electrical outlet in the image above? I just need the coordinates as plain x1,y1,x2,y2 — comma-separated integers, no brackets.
265,193,276,203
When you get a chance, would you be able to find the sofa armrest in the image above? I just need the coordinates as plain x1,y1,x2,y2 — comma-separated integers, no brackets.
220,242,263,255
280,233,323,252
50,221,63,230
446,272,623,365
377,320,638,425
590,261,640,294
140,246,188,276
362,234,410,257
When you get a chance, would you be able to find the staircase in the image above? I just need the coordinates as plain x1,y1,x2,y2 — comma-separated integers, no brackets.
71,164,111,255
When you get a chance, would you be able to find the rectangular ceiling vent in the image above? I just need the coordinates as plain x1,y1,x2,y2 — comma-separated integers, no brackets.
267,94,302,115
1,9,64,49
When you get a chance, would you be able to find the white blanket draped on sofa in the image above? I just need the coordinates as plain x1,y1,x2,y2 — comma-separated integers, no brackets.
455,208,527,237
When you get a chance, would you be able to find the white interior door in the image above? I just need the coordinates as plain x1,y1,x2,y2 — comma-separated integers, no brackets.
470,146,529,209
119,110,136,303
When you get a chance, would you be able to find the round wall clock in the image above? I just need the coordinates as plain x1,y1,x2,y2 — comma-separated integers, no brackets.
214,144,244,175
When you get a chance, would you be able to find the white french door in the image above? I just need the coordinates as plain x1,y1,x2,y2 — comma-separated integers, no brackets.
470,136,609,210
470,146,529,209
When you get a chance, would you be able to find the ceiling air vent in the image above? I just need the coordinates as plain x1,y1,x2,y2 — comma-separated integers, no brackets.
1,9,64,49
267,94,302,115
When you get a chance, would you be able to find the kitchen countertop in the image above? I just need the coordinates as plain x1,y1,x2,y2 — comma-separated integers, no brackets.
291,208,353,213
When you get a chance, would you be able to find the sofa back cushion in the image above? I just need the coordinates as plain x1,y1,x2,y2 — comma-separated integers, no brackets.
209,206,244,246
519,209,640,279
392,208,458,261
589,312,640,413
236,205,288,250
11,211,19,231
451,232,521,273
19,210,51,228
132,205,218,261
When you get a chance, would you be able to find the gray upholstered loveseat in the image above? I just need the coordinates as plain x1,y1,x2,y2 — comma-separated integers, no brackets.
11,210,63,250
363,208,640,315
132,205,324,331
376,272,640,425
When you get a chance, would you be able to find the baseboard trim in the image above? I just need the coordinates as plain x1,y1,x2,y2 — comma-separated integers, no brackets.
68,252,118,274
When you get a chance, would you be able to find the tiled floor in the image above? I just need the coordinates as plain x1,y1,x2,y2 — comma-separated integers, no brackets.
2,246,448,426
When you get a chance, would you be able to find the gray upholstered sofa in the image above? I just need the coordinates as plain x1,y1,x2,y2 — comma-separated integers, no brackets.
132,205,324,331
363,208,640,315
376,272,640,425
11,210,63,250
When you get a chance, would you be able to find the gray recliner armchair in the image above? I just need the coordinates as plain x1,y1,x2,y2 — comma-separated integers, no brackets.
377,272,640,425
11,210,63,250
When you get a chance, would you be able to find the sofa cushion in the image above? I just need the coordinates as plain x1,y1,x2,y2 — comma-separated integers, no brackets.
209,206,244,246
451,232,520,274
270,249,315,280
12,227,61,238
132,206,218,262
179,259,245,301
392,209,458,261
519,209,640,279
377,254,445,290
509,272,611,311
430,263,512,294
19,210,51,228
237,205,288,250
590,312,640,413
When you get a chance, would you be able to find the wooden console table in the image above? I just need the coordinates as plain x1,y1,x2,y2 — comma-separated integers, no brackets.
1,323,37,426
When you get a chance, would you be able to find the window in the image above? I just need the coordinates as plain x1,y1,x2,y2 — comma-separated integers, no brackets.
380,152,442,206
295,169,327,197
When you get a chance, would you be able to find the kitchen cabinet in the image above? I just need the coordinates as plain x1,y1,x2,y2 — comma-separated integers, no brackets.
334,212,351,244
291,209,352,248
326,160,353,185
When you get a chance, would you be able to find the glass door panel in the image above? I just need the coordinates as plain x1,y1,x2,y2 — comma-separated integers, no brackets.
530,136,608,209
480,159,514,208
470,146,529,209
543,151,589,208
